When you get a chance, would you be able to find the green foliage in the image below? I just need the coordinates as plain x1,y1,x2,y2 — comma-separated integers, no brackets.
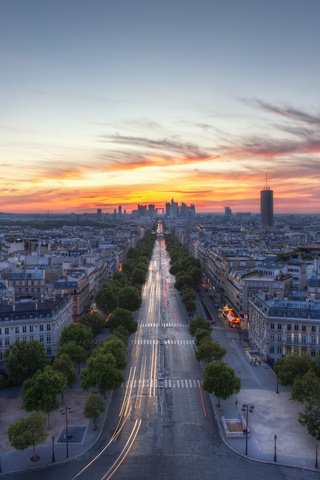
52,353,77,387
112,271,128,287
118,286,142,311
79,311,106,337
299,403,320,440
4,340,46,386
174,272,193,290
95,284,119,314
189,316,212,336
112,325,130,345
81,352,123,396
60,323,93,353
274,354,313,386
23,366,67,415
195,328,211,346
131,267,147,286
196,339,226,362
59,341,88,366
8,412,47,454
84,394,105,430
108,308,137,334
203,361,241,403
96,336,127,369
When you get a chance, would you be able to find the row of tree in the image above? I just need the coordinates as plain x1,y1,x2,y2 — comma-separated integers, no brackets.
188,316,241,405
164,234,202,314
275,354,320,439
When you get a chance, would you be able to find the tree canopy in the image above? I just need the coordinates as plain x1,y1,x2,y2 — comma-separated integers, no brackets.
84,394,105,430
79,311,106,337
52,353,77,387
81,352,123,397
8,412,47,458
97,336,127,370
274,354,313,386
189,316,212,336
196,339,226,363
107,307,137,334
118,286,142,311
203,361,240,405
59,323,93,353
3,340,46,385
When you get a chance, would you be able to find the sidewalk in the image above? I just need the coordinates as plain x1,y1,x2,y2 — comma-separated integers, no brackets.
197,290,320,472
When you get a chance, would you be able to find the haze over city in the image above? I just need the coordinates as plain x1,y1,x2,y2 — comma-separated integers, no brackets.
1,0,320,214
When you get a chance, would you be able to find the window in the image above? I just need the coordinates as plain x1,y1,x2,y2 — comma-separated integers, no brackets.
29,325,33,333
39,325,44,332
287,324,292,331
39,335,44,343
5,338,9,346
270,323,275,330
311,349,316,357
0,339,2,347
22,326,27,333
286,346,292,354
294,324,299,331
270,346,274,353
277,334,282,342
312,326,316,332
270,333,274,342
294,334,299,344
0,327,2,335
29,335,34,341
312,336,317,345
287,334,291,343
302,325,306,332
15,327,19,333
46,347,52,356
302,336,307,344
277,323,282,330
277,346,282,354
22,336,27,341
46,324,51,331
5,327,9,335
46,335,51,343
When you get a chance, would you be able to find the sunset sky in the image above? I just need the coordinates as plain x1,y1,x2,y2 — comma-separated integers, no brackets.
1,0,320,214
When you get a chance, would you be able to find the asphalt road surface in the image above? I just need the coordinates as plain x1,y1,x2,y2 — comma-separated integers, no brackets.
6,235,320,480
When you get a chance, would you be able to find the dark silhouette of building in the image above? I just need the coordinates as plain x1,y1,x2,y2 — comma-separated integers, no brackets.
260,188,273,227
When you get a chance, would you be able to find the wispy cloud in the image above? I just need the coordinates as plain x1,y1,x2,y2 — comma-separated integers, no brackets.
256,100,320,126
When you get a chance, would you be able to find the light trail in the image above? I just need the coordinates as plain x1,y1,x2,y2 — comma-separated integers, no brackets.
100,419,142,480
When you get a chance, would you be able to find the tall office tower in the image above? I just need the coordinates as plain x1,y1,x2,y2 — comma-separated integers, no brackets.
260,186,273,227
118,205,122,216
97,208,102,216
225,206,232,218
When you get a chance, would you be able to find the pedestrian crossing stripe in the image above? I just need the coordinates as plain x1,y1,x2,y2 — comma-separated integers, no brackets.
131,339,195,345
123,378,200,389
138,323,187,327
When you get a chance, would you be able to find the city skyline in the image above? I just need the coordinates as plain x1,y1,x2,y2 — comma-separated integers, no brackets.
1,1,320,214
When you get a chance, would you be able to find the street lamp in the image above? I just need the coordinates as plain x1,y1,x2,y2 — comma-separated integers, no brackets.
52,435,55,463
273,434,277,462
242,402,254,456
60,406,73,459
315,444,318,469
276,375,279,394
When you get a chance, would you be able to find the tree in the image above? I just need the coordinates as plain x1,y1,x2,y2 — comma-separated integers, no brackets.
108,308,137,334
81,352,123,397
79,311,106,337
8,412,47,461
84,394,105,430
97,336,127,369
196,339,226,363
59,341,88,372
112,271,128,287
118,286,141,311
189,266,202,285
23,366,67,426
95,285,118,314
52,353,77,387
195,328,211,346
203,361,241,406
60,323,93,353
131,267,147,286
112,325,130,345
174,272,193,290
299,403,320,440
274,354,313,386
189,316,212,336
3,340,46,385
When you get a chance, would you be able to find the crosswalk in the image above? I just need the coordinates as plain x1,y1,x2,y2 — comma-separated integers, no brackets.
125,378,200,389
131,338,195,345
139,323,187,328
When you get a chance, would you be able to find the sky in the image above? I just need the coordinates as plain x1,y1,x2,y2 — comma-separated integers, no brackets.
1,0,320,214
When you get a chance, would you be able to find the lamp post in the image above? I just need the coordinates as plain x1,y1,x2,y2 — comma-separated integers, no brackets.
273,434,277,462
51,435,55,463
315,444,318,469
61,406,72,459
242,403,254,456
276,375,279,394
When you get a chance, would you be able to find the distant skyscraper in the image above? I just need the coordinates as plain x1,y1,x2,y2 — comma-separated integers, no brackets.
225,206,232,218
118,205,122,216
97,208,102,216
260,183,274,227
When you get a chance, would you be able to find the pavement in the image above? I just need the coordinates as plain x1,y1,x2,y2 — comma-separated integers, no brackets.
197,290,320,472
0,293,319,476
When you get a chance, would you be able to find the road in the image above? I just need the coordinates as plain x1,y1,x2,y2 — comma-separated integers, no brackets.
6,235,320,480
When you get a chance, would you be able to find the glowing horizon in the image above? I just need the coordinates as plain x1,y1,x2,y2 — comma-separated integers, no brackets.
1,1,319,215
